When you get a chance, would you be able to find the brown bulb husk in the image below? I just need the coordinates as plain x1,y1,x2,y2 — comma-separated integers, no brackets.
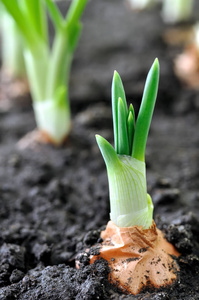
17,129,70,149
90,220,180,295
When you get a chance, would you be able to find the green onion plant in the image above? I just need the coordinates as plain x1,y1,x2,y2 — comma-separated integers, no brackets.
0,6,26,78
1,0,88,145
96,59,159,229
161,0,194,24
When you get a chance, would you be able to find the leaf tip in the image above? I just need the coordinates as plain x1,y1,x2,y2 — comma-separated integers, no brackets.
151,57,160,76
95,134,107,151
95,134,102,144
113,70,122,84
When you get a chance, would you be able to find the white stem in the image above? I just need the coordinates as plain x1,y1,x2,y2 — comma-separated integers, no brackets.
108,156,153,228
33,97,70,145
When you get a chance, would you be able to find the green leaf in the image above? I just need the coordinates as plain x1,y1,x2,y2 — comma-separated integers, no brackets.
44,0,64,31
54,85,68,109
65,0,88,27
20,0,47,43
117,97,129,155
128,103,135,121
67,23,82,53
132,58,159,161
95,135,120,169
112,71,127,153
1,0,32,45
127,110,135,154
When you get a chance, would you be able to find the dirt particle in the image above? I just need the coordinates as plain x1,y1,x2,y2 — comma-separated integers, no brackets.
138,248,148,253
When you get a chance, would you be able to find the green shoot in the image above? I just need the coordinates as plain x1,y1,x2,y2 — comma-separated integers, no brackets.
132,59,159,161
1,0,88,145
96,59,159,229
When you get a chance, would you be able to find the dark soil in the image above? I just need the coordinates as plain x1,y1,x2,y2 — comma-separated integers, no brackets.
0,0,199,299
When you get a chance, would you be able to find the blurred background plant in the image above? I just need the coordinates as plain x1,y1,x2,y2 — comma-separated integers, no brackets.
126,0,157,11
0,0,88,145
126,0,195,24
161,0,194,24
0,5,26,80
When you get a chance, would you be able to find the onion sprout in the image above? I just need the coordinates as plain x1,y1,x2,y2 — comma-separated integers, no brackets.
96,59,159,229
1,0,88,145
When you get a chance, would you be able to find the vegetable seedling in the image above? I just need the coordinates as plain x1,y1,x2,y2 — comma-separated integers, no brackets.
1,0,88,145
91,59,180,295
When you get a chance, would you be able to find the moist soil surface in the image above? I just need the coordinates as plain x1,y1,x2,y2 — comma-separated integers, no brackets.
0,1,199,299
